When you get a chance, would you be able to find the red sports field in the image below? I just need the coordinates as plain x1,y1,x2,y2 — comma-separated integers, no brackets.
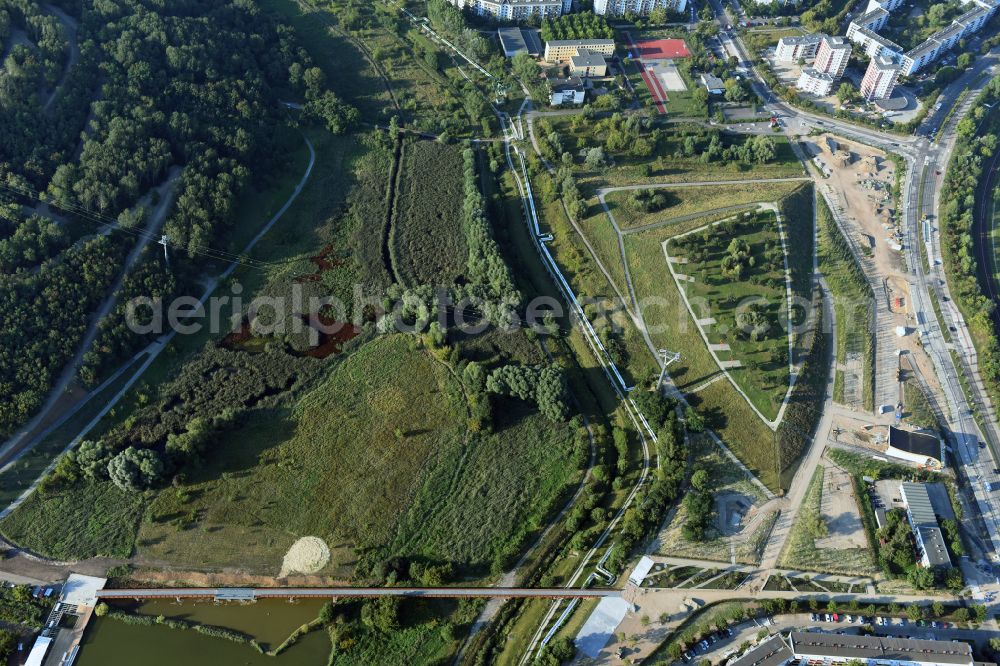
631,38,691,60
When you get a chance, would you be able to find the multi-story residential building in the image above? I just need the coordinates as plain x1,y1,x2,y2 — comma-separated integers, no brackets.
813,36,851,77
796,67,835,95
847,24,902,59
900,39,940,75
789,633,975,666
849,6,889,32
848,0,998,78
543,38,615,62
732,633,979,666
775,34,825,61
860,54,902,100
447,0,567,20
594,0,688,17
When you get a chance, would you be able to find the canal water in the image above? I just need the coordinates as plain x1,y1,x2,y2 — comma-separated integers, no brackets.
75,599,332,665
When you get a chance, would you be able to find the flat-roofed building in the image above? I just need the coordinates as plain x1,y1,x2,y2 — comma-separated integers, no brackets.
730,635,793,666
499,27,528,57
700,73,725,94
850,7,890,32
775,33,825,61
595,0,688,16
549,77,586,105
860,54,901,100
886,425,944,469
901,481,952,568
847,24,902,59
902,38,941,75
797,67,836,95
814,36,852,77
544,39,615,62
570,50,608,77
790,632,975,666
865,0,904,13
448,0,566,20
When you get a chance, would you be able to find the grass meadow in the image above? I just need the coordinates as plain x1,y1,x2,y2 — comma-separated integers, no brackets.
778,466,878,575
603,180,803,230
391,140,468,287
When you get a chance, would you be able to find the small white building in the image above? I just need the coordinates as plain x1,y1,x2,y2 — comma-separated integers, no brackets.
549,77,585,106
700,73,724,95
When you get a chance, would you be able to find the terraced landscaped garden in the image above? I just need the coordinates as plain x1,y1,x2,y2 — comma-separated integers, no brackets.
665,210,793,421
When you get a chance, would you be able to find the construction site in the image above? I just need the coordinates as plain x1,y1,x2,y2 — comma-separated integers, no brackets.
795,132,948,479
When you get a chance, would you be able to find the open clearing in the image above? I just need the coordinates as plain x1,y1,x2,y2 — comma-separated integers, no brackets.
600,180,804,231
654,433,776,565
132,334,578,576
778,463,877,575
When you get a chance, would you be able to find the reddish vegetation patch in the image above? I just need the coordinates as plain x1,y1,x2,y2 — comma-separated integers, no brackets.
296,245,343,283
300,314,361,359
221,319,253,349
220,312,359,359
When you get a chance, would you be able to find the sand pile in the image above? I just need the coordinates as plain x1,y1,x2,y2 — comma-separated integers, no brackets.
279,536,330,577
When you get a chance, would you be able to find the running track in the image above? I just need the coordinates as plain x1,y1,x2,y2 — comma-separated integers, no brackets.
622,31,668,114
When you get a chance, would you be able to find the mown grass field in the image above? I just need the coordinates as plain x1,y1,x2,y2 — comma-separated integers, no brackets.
136,335,466,573
603,180,803,230
667,211,791,421
391,140,468,287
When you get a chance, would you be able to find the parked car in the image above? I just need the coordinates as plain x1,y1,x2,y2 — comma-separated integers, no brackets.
846,615,855,623
811,613,818,621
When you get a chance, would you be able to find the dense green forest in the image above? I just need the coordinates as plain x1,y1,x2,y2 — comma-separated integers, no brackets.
0,0,358,437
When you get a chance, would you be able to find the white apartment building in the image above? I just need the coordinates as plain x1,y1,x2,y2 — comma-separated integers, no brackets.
813,35,851,77
847,23,903,59
775,34,825,61
864,0,904,12
849,6,889,32
797,68,835,95
594,0,688,16
447,0,568,20
860,55,901,100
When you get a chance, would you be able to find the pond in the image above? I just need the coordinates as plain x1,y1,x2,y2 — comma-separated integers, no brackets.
76,599,332,665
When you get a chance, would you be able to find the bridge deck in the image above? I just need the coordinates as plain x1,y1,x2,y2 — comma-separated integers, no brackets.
96,587,621,600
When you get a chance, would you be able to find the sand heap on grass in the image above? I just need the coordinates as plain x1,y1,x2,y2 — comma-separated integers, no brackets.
279,536,331,577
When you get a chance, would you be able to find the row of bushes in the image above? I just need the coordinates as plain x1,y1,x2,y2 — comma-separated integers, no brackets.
97,606,263,653
939,77,1000,412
